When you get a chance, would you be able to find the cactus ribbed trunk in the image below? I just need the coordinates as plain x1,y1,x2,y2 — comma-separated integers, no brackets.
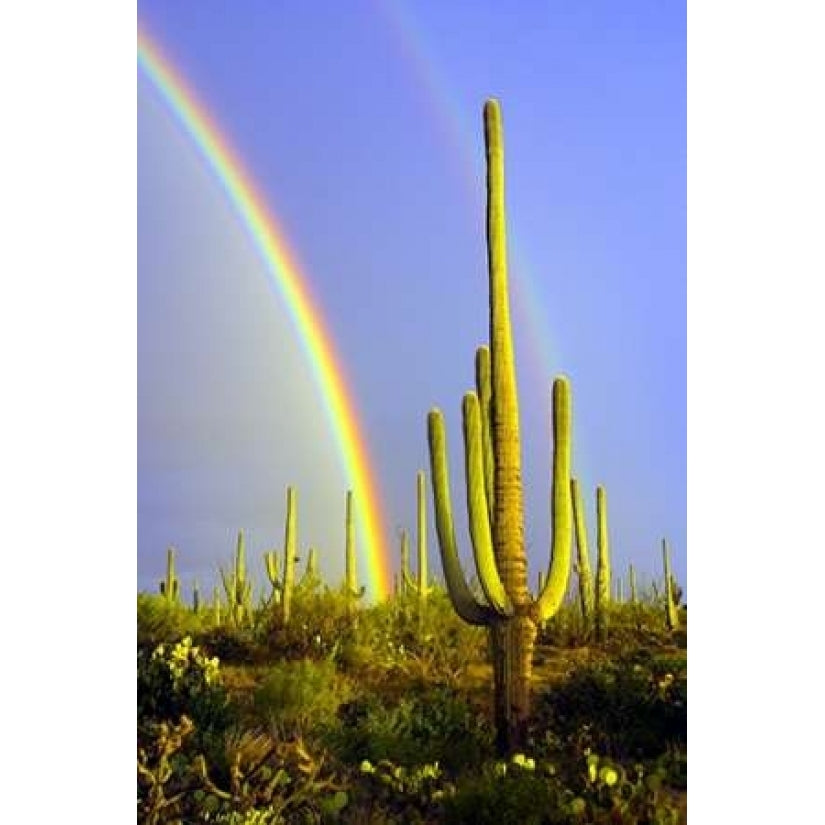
485,99,535,751
571,478,595,629
426,99,573,755
416,471,428,604
594,486,610,642
282,487,297,625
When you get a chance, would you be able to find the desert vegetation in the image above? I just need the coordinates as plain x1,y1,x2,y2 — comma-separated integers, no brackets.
138,99,686,823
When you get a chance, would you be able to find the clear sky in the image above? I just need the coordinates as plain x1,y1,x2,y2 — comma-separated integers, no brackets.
138,0,685,602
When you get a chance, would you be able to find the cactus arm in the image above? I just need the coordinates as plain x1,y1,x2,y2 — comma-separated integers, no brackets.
536,377,574,623
475,347,495,523
463,392,513,616
428,408,499,625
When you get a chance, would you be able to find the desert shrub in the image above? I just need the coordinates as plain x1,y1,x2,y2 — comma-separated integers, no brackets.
138,719,347,825
346,591,487,688
138,636,235,764
137,592,205,650
327,684,494,774
252,658,354,738
261,588,359,661
197,624,267,665
532,649,686,762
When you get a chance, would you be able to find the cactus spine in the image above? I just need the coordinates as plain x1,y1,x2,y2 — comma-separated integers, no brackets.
220,530,253,627
570,478,595,630
594,486,611,642
281,487,297,625
427,99,573,753
159,546,179,603
662,538,680,630
344,490,366,611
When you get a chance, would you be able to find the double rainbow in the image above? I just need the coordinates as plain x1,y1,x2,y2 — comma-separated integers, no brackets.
138,28,392,600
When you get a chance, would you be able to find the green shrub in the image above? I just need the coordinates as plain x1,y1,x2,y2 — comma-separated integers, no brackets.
327,685,494,774
532,649,686,762
137,592,205,650
138,636,235,763
252,658,353,738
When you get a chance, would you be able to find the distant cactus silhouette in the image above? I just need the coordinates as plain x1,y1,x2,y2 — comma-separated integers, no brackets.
220,530,253,627
570,478,595,630
159,546,179,603
662,538,681,630
595,486,611,642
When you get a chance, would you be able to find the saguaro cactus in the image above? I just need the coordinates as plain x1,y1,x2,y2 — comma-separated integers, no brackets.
264,550,283,606
594,486,611,642
629,563,638,604
344,490,365,612
427,99,573,753
402,472,433,604
192,580,201,614
212,586,222,626
281,487,298,625
298,547,322,592
159,546,179,603
662,538,680,630
570,478,595,630
221,530,253,627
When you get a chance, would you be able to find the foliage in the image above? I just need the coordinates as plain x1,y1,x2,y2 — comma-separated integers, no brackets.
138,592,206,649
326,684,494,774
262,588,359,661
532,648,686,762
345,590,487,688
253,658,354,738
138,716,347,825
138,636,236,767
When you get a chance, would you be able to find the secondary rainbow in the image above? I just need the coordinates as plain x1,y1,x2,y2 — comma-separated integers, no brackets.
138,27,392,600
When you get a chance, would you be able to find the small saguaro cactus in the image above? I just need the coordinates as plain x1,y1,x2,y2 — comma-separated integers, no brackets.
192,580,201,614
264,549,283,606
629,563,638,604
570,478,596,630
298,546,322,592
220,530,253,627
427,99,574,753
594,486,611,643
402,471,434,604
212,586,222,626
159,546,180,603
662,538,681,630
281,486,298,625
343,490,366,612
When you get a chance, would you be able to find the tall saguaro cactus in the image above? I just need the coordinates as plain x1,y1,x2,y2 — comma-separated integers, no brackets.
427,99,573,753
344,490,365,612
281,487,298,625
159,546,179,603
594,486,611,642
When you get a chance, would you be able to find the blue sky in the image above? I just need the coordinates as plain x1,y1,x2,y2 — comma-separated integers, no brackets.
138,0,685,601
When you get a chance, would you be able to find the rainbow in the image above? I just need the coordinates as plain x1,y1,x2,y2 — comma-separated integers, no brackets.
138,27,393,600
